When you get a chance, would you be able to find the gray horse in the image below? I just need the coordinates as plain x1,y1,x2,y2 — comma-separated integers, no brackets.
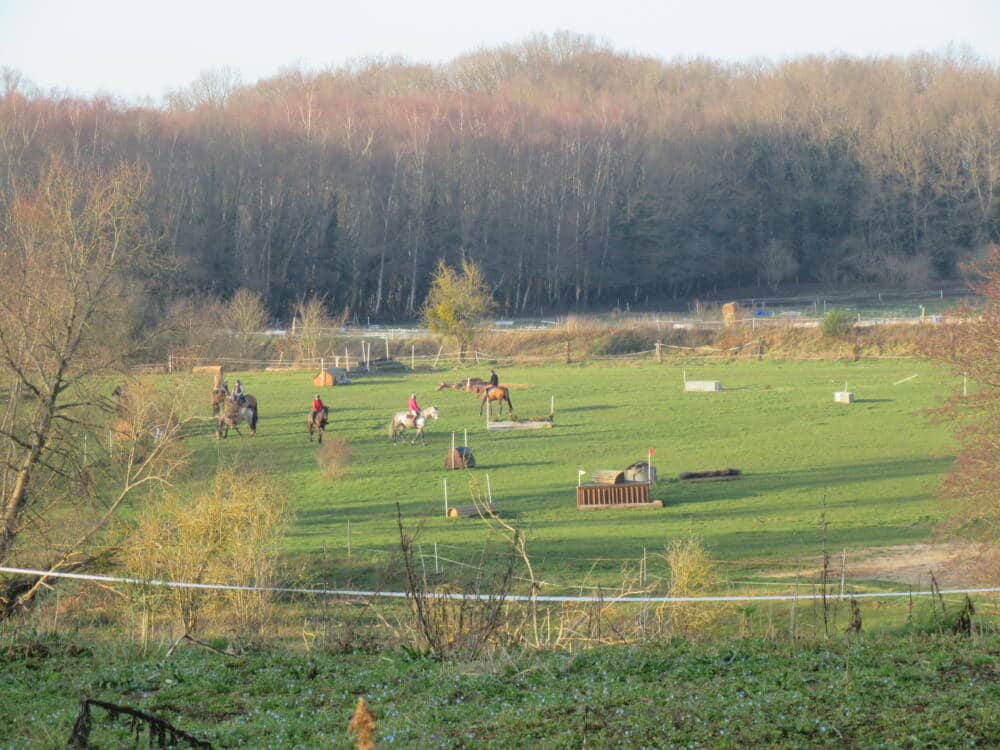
388,405,440,445
216,398,258,439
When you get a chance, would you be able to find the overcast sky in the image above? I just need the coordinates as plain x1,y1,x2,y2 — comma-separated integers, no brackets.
2,0,998,101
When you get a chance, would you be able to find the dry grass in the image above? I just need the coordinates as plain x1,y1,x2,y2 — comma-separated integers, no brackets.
348,697,376,750
316,438,352,479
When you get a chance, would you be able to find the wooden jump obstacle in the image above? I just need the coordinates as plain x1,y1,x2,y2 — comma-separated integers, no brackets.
684,380,722,392
447,503,499,518
576,482,661,510
486,420,552,431
679,468,742,482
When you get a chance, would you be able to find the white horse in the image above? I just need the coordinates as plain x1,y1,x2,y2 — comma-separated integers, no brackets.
388,405,440,445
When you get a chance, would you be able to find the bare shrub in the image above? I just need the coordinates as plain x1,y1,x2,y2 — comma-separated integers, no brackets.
396,505,517,658
316,438,352,479
117,469,290,640
657,532,724,639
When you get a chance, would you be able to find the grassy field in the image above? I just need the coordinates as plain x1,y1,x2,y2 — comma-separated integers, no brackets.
171,358,959,594
1,629,996,748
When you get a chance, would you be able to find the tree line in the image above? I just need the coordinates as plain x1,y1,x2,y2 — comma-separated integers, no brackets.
1,33,998,320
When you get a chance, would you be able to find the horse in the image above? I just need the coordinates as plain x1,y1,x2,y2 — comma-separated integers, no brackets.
388,405,440,445
211,388,257,418
307,406,329,443
216,395,258,439
477,384,513,417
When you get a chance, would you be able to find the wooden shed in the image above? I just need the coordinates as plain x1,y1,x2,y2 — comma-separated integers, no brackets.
313,368,351,387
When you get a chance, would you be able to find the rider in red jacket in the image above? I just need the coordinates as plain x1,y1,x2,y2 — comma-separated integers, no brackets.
407,393,421,420
311,395,326,423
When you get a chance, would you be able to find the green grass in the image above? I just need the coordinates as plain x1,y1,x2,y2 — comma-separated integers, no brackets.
1,629,996,748
172,358,957,593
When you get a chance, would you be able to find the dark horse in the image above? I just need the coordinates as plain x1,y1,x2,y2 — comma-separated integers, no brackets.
307,407,329,443
476,384,513,417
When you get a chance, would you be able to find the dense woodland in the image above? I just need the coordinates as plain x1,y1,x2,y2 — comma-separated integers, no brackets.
1,34,998,319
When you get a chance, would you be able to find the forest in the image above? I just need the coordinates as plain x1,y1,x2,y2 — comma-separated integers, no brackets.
1,33,997,319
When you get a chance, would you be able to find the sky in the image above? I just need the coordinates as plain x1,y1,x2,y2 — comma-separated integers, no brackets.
1,0,998,102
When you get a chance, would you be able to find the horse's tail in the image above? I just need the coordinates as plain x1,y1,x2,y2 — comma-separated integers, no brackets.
251,406,258,432
505,390,513,412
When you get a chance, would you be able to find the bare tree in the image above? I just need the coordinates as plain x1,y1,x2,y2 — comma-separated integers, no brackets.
0,159,156,588
932,244,1000,583
225,288,269,358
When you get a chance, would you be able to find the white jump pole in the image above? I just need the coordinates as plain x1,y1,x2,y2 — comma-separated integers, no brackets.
451,432,456,469
443,478,449,516
463,428,468,447
486,473,492,503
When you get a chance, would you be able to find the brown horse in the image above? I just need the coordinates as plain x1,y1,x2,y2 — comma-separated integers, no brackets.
478,384,513,417
307,407,329,443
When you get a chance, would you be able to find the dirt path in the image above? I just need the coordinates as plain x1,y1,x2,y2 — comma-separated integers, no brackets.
762,543,977,587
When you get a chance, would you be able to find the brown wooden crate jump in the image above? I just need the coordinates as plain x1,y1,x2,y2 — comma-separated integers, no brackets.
576,482,661,510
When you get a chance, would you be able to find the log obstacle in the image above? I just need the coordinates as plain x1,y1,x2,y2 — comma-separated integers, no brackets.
678,468,742,482
591,469,625,485
486,420,552,431
448,502,499,518
576,482,661,510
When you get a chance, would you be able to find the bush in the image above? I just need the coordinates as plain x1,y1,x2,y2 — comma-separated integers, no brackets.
317,438,352,479
821,308,856,338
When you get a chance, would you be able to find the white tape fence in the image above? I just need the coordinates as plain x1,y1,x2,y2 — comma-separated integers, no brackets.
3,567,997,604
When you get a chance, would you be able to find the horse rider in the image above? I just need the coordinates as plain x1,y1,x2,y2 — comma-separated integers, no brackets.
231,379,245,405
486,368,499,395
407,393,422,422
311,394,326,424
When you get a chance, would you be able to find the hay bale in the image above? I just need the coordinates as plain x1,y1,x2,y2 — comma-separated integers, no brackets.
722,301,739,327
192,364,225,390
443,446,476,469
834,391,854,404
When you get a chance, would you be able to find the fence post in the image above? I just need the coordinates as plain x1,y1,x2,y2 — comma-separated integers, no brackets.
433,345,444,368
655,341,662,363
411,344,415,371
565,341,571,364
167,355,173,374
